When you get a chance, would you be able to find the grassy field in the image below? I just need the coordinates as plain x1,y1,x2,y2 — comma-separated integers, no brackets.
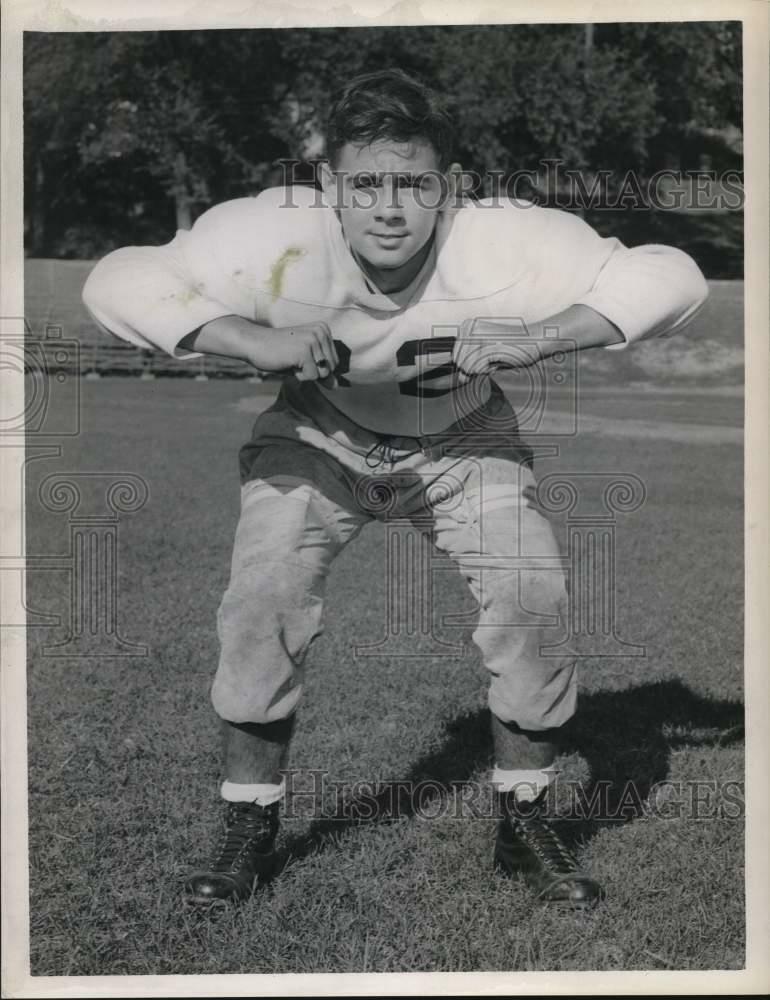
23,282,744,976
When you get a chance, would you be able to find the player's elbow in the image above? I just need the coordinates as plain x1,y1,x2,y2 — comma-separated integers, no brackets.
82,254,118,318
81,249,141,333
682,252,710,314
81,271,110,341
651,249,711,340
676,254,710,333
82,265,101,316
647,245,710,329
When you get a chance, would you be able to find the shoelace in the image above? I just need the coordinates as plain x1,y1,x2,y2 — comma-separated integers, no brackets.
365,438,398,470
212,802,276,873
514,813,580,874
364,436,425,470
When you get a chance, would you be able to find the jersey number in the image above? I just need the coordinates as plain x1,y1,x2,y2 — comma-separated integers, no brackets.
333,337,458,398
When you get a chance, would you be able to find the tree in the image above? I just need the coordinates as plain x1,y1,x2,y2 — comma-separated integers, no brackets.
603,21,742,169
277,25,659,191
75,32,289,230
24,31,289,253
23,23,742,258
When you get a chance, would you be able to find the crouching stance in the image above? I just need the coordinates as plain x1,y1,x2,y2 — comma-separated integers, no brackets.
83,70,708,909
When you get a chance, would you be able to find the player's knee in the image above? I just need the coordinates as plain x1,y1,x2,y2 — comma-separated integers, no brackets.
487,661,578,730
522,568,566,604
483,568,566,618
218,568,319,634
210,674,301,725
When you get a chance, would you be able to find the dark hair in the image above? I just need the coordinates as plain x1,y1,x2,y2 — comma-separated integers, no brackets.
325,68,454,167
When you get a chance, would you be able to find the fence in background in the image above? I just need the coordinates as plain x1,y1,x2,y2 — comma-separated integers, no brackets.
26,329,267,380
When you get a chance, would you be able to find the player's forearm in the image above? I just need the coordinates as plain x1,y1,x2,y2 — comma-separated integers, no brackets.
179,315,339,380
178,315,265,364
529,304,626,355
453,305,624,376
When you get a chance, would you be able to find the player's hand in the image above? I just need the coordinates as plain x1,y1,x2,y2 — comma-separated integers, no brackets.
245,321,339,384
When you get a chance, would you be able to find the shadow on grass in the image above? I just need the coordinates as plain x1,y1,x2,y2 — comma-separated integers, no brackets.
273,678,744,875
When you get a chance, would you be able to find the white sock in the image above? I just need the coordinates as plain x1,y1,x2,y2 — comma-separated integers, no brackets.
491,765,559,803
220,779,285,807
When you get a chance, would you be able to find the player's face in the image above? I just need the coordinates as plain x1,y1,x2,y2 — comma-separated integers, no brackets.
325,138,446,287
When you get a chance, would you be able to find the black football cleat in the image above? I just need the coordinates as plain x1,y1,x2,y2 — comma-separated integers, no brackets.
185,800,280,906
494,790,604,908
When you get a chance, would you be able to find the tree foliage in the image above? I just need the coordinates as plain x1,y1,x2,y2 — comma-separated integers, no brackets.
23,23,742,258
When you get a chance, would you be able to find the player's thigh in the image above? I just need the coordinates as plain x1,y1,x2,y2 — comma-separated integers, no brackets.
432,455,558,557
229,443,366,584
431,454,566,612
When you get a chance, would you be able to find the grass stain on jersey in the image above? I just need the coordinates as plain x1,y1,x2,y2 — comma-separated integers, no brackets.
171,280,207,306
268,247,306,300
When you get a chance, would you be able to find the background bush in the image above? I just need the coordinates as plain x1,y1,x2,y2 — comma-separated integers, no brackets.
24,23,743,276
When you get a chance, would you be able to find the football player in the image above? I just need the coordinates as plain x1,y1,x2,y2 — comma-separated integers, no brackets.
83,69,708,909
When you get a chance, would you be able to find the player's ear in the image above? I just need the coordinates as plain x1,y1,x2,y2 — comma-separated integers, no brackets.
443,162,465,213
318,160,340,211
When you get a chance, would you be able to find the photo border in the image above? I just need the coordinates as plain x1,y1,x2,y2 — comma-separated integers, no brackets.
2,1,767,995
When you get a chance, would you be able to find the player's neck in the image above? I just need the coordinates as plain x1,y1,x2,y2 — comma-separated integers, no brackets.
353,235,434,295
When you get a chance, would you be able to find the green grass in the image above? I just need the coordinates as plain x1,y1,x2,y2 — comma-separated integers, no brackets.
25,364,744,975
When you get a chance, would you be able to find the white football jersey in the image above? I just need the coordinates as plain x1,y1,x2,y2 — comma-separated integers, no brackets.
83,186,708,435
